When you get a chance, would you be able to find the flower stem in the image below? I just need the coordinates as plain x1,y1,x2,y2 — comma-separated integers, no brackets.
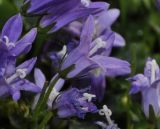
33,74,59,120
37,111,53,129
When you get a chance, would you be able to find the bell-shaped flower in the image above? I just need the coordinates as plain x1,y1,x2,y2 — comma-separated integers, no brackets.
0,57,41,101
0,14,37,57
54,88,97,118
60,15,130,79
129,58,160,117
51,15,130,101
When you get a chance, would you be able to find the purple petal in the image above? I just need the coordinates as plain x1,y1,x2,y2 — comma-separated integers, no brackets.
67,56,93,78
61,16,94,70
91,55,131,77
96,9,119,35
113,32,126,47
34,68,46,89
42,9,95,32
0,44,9,76
17,57,37,75
142,87,160,117
4,56,16,77
0,78,9,97
20,80,41,92
44,2,108,33
144,58,160,83
128,74,150,94
1,14,23,42
11,90,21,101
10,28,37,56
66,21,82,36
91,70,106,102
27,0,53,13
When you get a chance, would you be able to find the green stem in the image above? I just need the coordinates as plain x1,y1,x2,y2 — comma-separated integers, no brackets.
33,74,59,119
33,82,48,119
37,112,53,129
40,74,60,110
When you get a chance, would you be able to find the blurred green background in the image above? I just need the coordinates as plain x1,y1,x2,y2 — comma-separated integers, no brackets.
0,0,160,129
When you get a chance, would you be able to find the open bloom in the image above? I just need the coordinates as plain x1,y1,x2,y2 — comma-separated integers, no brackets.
0,57,41,101
67,8,125,47
129,58,160,117
25,0,109,32
54,88,97,118
50,15,130,101
60,15,130,78
0,14,37,57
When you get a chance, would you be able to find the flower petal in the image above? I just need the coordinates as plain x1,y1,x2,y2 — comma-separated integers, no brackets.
61,16,94,70
113,32,126,47
91,55,131,77
17,57,37,75
10,28,37,56
1,14,23,42
96,9,119,35
34,68,46,89
128,74,150,94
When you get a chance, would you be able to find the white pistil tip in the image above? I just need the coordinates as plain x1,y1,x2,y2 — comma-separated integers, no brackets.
81,107,89,111
3,36,15,48
81,0,91,7
89,37,106,56
6,69,27,84
99,105,113,125
83,93,96,102
16,69,27,79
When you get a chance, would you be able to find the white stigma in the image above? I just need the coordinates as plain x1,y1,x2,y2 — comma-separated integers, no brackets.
150,60,158,84
81,0,91,7
3,36,15,48
99,105,113,125
6,69,27,84
89,38,106,56
57,45,67,58
83,93,96,102
16,69,28,79
81,107,89,111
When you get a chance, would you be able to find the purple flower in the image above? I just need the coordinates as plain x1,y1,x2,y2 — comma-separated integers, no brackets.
50,15,130,101
0,57,41,101
0,14,37,57
60,15,130,78
25,0,109,32
129,58,160,117
67,9,125,47
54,88,97,118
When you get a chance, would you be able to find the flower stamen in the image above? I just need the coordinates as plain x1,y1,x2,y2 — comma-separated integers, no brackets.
89,38,106,56
99,105,113,125
81,0,91,7
6,69,27,84
83,93,96,102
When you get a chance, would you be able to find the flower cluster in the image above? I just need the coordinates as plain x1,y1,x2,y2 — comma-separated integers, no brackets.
3,0,156,128
0,14,40,101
